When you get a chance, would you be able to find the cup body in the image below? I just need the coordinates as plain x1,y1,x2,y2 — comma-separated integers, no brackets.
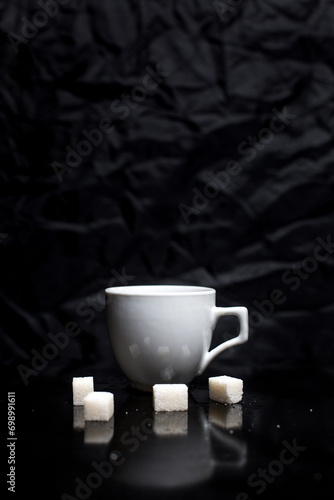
105,285,215,390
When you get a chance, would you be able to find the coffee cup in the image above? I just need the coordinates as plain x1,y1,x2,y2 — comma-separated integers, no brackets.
105,285,248,391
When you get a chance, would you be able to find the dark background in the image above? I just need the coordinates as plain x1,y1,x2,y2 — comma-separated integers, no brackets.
1,0,334,386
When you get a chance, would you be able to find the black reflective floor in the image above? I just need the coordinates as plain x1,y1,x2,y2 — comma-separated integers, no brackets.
2,368,334,499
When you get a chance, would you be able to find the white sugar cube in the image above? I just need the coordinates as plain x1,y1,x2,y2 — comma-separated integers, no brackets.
209,375,243,404
83,392,114,421
72,376,94,406
153,384,188,412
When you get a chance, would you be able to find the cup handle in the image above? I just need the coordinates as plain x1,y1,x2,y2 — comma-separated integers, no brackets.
197,306,248,375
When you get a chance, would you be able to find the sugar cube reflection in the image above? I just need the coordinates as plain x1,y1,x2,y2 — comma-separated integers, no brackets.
154,411,188,436
209,402,243,429
160,366,175,381
73,406,85,431
208,405,247,470
84,417,114,444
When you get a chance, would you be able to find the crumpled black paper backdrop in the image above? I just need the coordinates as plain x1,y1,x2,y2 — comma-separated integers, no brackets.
1,0,334,384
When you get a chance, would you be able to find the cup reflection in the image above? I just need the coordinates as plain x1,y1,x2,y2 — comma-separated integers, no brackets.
108,394,247,490
110,405,211,488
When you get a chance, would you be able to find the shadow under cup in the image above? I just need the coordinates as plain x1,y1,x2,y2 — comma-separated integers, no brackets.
105,285,217,391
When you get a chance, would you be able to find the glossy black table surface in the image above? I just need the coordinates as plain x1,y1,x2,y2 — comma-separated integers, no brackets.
2,368,334,500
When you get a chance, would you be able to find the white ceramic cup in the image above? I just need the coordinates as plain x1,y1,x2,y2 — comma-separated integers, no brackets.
105,285,248,391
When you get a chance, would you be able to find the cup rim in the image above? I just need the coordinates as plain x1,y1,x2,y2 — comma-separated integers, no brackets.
105,285,215,296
